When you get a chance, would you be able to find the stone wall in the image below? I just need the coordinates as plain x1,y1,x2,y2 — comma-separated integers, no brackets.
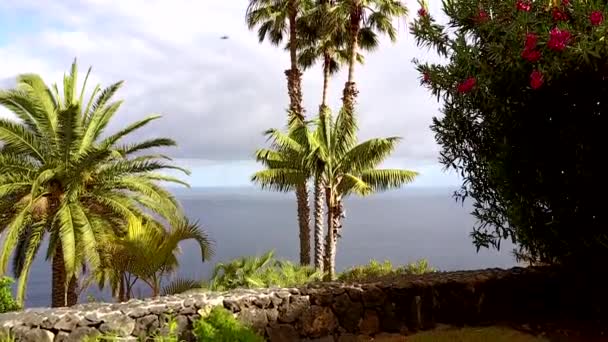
0,266,606,341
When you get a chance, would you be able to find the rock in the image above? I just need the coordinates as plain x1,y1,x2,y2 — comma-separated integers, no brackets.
309,288,333,306
278,295,310,323
65,327,99,342
266,308,279,323
346,287,364,302
99,314,136,336
134,315,160,337
333,293,363,333
238,308,268,335
20,312,45,326
301,305,337,338
22,328,54,342
54,331,69,342
253,295,271,309
358,310,380,336
266,323,300,342
303,337,335,342
40,315,60,329
55,314,80,331
361,286,386,308
223,298,241,312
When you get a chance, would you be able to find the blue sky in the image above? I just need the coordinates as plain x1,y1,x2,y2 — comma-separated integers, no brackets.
0,0,458,189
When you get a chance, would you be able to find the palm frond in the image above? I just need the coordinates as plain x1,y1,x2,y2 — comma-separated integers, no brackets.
161,278,203,296
251,168,307,192
360,169,419,191
338,137,401,173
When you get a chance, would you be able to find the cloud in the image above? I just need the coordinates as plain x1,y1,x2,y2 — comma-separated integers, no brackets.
0,0,447,164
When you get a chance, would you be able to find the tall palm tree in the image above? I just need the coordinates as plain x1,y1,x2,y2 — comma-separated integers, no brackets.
312,107,418,280
0,60,187,307
246,0,314,266
93,217,213,300
334,0,408,111
251,122,315,266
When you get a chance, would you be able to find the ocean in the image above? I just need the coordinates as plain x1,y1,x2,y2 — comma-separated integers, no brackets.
20,187,517,308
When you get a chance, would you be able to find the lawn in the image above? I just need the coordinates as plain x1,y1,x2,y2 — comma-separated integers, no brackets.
407,326,549,342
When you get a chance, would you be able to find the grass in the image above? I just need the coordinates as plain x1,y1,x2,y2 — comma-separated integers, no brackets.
408,326,548,342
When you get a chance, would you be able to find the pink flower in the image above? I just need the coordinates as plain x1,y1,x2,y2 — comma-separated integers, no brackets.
457,77,477,93
590,11,604,26
524,33,538,49
477,9,490,23
522,49,541,62
516,0,531,12
562,0,570,6
530,70,544,89
552,8,568,22
418,8,428,17
547,27,571,52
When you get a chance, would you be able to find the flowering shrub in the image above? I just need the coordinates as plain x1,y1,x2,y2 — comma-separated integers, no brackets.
411,0,607,265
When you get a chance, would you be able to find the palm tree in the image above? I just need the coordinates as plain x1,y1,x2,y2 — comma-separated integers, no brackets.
251,123,315,266
246,0,314,266
0,60,187,307
334,0,408,111
312,107,418,280
93,217,213,300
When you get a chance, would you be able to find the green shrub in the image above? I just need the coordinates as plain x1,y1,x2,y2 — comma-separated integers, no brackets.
193,307,263,342
208,251,323,291
0,277,20,313
338,259,436,282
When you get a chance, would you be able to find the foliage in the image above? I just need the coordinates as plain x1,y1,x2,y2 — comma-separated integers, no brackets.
93,217,213,299
0,277,20,313
193,307,264,342
208,250,323,291
338,259,436,282
0,59,188,305
411,0,608,265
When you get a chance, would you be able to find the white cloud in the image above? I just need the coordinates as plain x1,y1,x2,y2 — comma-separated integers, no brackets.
0,0,448,165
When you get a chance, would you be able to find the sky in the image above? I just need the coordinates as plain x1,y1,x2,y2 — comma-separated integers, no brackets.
0,0,459,188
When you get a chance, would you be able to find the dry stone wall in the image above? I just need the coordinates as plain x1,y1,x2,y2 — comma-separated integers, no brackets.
0,266,605,341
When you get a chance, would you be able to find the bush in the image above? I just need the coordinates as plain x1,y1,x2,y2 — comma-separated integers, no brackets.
411,0,607,265
0,277,20,313
193,307,263,342
208,251,323,291
338,259,436,282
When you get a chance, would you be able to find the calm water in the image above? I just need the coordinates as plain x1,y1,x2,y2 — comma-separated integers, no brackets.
21,187,517,308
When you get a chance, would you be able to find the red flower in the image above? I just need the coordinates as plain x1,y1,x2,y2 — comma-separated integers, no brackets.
457,77,477,93
530,70,544,89
524,33,538,49
547,27,571,52
552,8,568,22
590,11,604,26
516,0,531,12
562,0,570,5
418,8,428,17
477,9,490,23
422,72,430,83
521,49,541,62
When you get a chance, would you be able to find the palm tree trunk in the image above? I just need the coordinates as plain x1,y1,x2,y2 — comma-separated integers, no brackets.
313,176,325,271
324,188,336,280
321,52,331,108
296,184,311,266
118,273,126,302
51,244,78,307
286,0,305,124
343,1,361,113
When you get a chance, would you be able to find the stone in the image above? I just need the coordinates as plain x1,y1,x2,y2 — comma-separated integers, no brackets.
223,298,241,312
22,328,54,342
54,331,69,342
134,315,160,337
333,293,363,333
55,314,80,331
346,287,364,302
361,286,386,308
301,305,337,338
278,295,310,323
303,337,335,342
309,288,333,306
266,308,279,323
266,323,300,342
253,295,271,309
65,327,99,342
40,315,60,329
237,308,268,335
358,310,380,336
99,314,136,337
20,312,45,326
